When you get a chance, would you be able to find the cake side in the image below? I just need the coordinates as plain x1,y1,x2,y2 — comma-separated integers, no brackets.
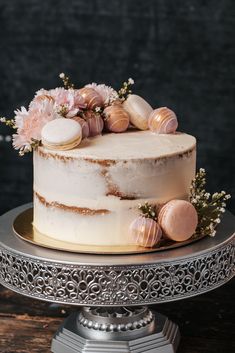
33,131,196,245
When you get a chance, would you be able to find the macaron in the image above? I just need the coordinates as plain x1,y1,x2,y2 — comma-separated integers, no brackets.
41,118,82,150
129,216,162,248
123,94,153,130
158,200,198,242
148,107,178,134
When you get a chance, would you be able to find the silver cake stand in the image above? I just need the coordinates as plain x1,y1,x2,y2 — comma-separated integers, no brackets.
0,204,234,353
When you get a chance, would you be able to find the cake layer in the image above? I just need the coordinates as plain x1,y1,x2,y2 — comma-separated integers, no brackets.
33,131,196,245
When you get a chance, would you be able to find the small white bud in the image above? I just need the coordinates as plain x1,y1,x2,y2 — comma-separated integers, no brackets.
59,73,65,79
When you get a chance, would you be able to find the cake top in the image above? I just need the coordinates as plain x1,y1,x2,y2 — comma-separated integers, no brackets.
40,130,196,160
0,74,180,155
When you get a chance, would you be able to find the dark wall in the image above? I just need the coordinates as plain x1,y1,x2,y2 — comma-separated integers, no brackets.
0,0,234,215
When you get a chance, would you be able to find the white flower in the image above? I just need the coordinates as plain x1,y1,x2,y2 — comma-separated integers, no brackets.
210,230,216,237
128,78,134,84
59,73,65,79
215,218,221,224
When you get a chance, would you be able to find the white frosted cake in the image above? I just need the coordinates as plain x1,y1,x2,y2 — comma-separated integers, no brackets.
33,131,196,245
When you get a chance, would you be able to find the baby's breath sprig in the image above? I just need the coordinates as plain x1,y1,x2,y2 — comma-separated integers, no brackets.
92,106,104,115
118,78,134,101
190,168,231,237
0,117,16,129
59,72,75,89
139,202,157,220
95,106,102,113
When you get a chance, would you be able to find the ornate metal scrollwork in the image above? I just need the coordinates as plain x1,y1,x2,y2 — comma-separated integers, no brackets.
0,242,234,306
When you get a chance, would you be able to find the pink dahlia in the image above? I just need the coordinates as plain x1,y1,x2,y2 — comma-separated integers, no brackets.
85,83,118,106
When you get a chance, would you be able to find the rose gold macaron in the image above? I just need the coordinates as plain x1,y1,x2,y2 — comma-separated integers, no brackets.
158,200,198,242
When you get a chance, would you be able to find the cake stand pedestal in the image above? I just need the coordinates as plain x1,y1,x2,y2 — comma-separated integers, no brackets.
0,204,234,353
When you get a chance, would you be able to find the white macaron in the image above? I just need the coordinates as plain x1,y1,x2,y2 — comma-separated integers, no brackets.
41,118,82,150
123,94,153,130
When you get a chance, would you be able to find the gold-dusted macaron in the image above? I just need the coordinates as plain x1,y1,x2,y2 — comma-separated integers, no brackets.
148,107,178,134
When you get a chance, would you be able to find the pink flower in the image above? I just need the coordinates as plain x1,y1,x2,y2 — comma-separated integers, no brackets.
29,89,55,109
13,100,59,154
31,87,86,118
85,83,118,106
50,87,86,117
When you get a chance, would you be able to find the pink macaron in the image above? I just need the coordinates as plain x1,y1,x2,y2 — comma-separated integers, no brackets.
158,200,198,242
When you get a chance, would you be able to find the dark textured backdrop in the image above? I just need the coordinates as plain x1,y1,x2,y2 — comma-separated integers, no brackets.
0,0,234,215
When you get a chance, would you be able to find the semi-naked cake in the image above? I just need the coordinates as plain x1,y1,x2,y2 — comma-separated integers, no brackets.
1,74,229,250
33,131,196,246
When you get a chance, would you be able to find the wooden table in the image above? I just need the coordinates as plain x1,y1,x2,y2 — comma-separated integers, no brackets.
0,279,234,353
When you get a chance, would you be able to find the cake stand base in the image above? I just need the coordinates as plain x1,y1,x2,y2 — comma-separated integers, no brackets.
51,306,180,353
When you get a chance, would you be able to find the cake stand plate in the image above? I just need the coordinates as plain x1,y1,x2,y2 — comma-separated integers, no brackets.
13,207,205,255
0,204,234,353
13,207,207,255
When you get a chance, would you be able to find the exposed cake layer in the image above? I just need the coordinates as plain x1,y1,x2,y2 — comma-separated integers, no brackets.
33,131,196,245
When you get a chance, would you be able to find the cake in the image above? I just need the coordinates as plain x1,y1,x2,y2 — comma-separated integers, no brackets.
33,131,196,245
1,74,230,250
